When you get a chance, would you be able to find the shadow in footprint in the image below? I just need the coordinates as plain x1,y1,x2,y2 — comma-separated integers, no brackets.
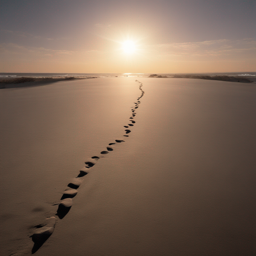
85,161,95,168
125,129,131,134
31,217,56,253
61,189,77,200
31,236,50,254
61,194,75,200
56,199,72,219
101,151,109,154
67,183,79,189
77,170,88,177
56,204,71,219
129,124,134,126
116,139,124,143
107,147,113,151
124,135,129,137
109,143,115,145
124,126,129,128
67,177,83,189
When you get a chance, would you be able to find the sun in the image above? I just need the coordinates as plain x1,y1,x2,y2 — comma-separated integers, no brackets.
122,40,137,54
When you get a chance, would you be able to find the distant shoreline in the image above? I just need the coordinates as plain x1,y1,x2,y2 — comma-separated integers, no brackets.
172,74,253,83
149,73,254,83
0,74,255,89
0,76,97,89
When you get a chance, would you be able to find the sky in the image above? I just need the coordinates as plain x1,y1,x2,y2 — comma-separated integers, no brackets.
0,0,255,73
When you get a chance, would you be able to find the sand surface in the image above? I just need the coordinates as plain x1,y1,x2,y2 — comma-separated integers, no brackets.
0,78,255,255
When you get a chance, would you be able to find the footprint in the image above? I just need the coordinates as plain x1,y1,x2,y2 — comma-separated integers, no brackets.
115,139,124,143
130,117,133,119
109,143,116,145
85,158,97,168
31,216,56,253
85,161,95,168
125,129,131,134
77,170,88,177
107,147,113,151
130,120,136,124
56,198,72,219
128,124,134,126
85,156,100,168
101,151,109,154
124,125,129,128
68,177,83,189
123,135,129,137
61,189,78,199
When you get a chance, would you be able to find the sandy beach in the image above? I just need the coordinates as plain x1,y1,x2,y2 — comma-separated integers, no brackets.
0,77,255,256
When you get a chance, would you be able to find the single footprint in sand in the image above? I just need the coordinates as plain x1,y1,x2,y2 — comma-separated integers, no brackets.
85,156,99,168
61,189,78,199
68,177,83,189
77,170,88,177
85,161,95,168
56,198,73,219
31,216,56,252
115,139,124,143
125,129,131,134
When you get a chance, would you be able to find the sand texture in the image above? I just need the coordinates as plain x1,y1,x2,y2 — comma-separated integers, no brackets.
0,78,255,256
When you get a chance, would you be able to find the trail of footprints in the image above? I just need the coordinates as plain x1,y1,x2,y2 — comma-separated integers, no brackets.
31,80,145,253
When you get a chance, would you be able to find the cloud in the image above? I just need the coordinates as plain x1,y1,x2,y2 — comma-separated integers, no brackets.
149,38,256,58
0,43,74,57
0,29,53,41
0,43,104,61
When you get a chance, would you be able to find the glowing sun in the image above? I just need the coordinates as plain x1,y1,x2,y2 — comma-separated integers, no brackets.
122,40,137,54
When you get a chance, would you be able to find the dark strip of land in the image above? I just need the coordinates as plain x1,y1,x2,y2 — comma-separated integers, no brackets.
148,73,254,83
0,76,97,89
172,74,253,83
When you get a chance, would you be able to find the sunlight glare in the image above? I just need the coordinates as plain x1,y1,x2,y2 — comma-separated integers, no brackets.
122,40,137,54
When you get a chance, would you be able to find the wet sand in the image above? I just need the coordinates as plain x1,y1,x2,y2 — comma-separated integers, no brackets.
0,78,255,255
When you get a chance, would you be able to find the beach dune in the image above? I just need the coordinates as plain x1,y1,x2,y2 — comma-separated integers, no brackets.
0,78,255,256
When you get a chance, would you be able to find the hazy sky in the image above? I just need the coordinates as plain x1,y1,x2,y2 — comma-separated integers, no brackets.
0,0,255,73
